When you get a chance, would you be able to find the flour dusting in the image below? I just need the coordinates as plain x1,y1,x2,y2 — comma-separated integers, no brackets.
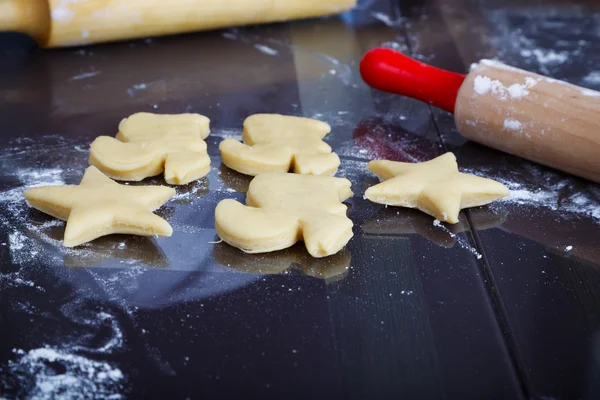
370,12,404,27
483,8,597,77
503,119,523,130
580,88,600,97
127,83,150,97
171,178,209,201
211,129,242,141
521,49,569,65
464,166,600,223
583,71,600,85
70,71,101,81
254,44,279,56
7,346,124,399
473,73,537,100
433,219,483,259
2,309,126,399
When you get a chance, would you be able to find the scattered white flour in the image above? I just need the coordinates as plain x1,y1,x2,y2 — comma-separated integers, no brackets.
87,266,145,307
211,129,242,141
95,313,124,353
0,270,44,292
381,41,407,52
0,168,67,265
335,119,428,163
484,9,592,76
171,179,209,201
580,88,600,97
370,11,404,27
463,166,600,224
7,346,124,399
473,75,537,100
51,3,74,22
0,168,65,225
221,32,237,40
433,220,482,259
253,44,278,56
503,119,523,130
583,71,600,84
127,83,149,97
521,49,569,65
336,159,371,190
70,71,101,81
51,0,89,22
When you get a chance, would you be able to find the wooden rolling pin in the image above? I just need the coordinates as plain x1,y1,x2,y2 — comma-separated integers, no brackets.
360,48,600,183
0,0,356,48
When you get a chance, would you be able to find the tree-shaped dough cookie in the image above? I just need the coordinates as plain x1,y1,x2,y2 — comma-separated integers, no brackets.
219,114,340,176
365,152,509,223
90,112,211,185
24,166,175,247
215,172,353,258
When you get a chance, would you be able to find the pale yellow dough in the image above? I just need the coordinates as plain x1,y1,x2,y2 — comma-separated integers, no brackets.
219,114,341,176
364,152,509,224
215,172,353,258
89,112,211,185
24,166,176,247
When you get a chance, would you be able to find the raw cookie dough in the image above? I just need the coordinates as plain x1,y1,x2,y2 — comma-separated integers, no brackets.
24,166,176,247
90,112,211,185
364,152,509,224
215,172,353,258
219,114,341,176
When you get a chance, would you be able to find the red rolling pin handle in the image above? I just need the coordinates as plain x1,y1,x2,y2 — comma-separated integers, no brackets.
360,48,466,114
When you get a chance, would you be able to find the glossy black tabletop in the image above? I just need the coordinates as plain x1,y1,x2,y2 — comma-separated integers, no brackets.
1,0,599,399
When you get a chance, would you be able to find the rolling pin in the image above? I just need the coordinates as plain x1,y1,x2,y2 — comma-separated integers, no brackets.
360,48,600,183
0,0,356,48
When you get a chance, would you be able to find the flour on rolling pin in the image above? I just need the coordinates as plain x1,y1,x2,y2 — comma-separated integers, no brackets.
456,59,600,182
360,48,600,182
1,0,357,48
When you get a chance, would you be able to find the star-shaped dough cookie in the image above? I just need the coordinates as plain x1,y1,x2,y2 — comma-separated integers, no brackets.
90,112,211,185
219,114,341,176
364,152,509,224
24,166,176,247
215,172,353,258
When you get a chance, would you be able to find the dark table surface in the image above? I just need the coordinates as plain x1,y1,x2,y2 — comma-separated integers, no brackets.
1,0,600,399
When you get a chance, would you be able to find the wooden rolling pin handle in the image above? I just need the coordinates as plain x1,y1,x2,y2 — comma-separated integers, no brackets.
0,0,49,44
360,48,466,113
0,1,25,32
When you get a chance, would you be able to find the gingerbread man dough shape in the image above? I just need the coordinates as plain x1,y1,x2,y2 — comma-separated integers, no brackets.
90,112,211,185
365,152,509,224
24,166,175,247
219,114,341,176
215,172,353,258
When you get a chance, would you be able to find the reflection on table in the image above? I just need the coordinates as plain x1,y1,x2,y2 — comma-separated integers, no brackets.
24,217,169,268
362,206,506,248
213,241,351,283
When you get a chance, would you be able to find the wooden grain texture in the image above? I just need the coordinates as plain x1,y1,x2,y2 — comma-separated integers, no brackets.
0,0,49,43
1,0,597,398
430,1,600,398
1,0,356,47
289,1,524,397
456,62,600,182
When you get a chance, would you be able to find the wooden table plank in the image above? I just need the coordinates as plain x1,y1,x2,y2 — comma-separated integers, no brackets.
419,1,600,398
287,1,525,397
